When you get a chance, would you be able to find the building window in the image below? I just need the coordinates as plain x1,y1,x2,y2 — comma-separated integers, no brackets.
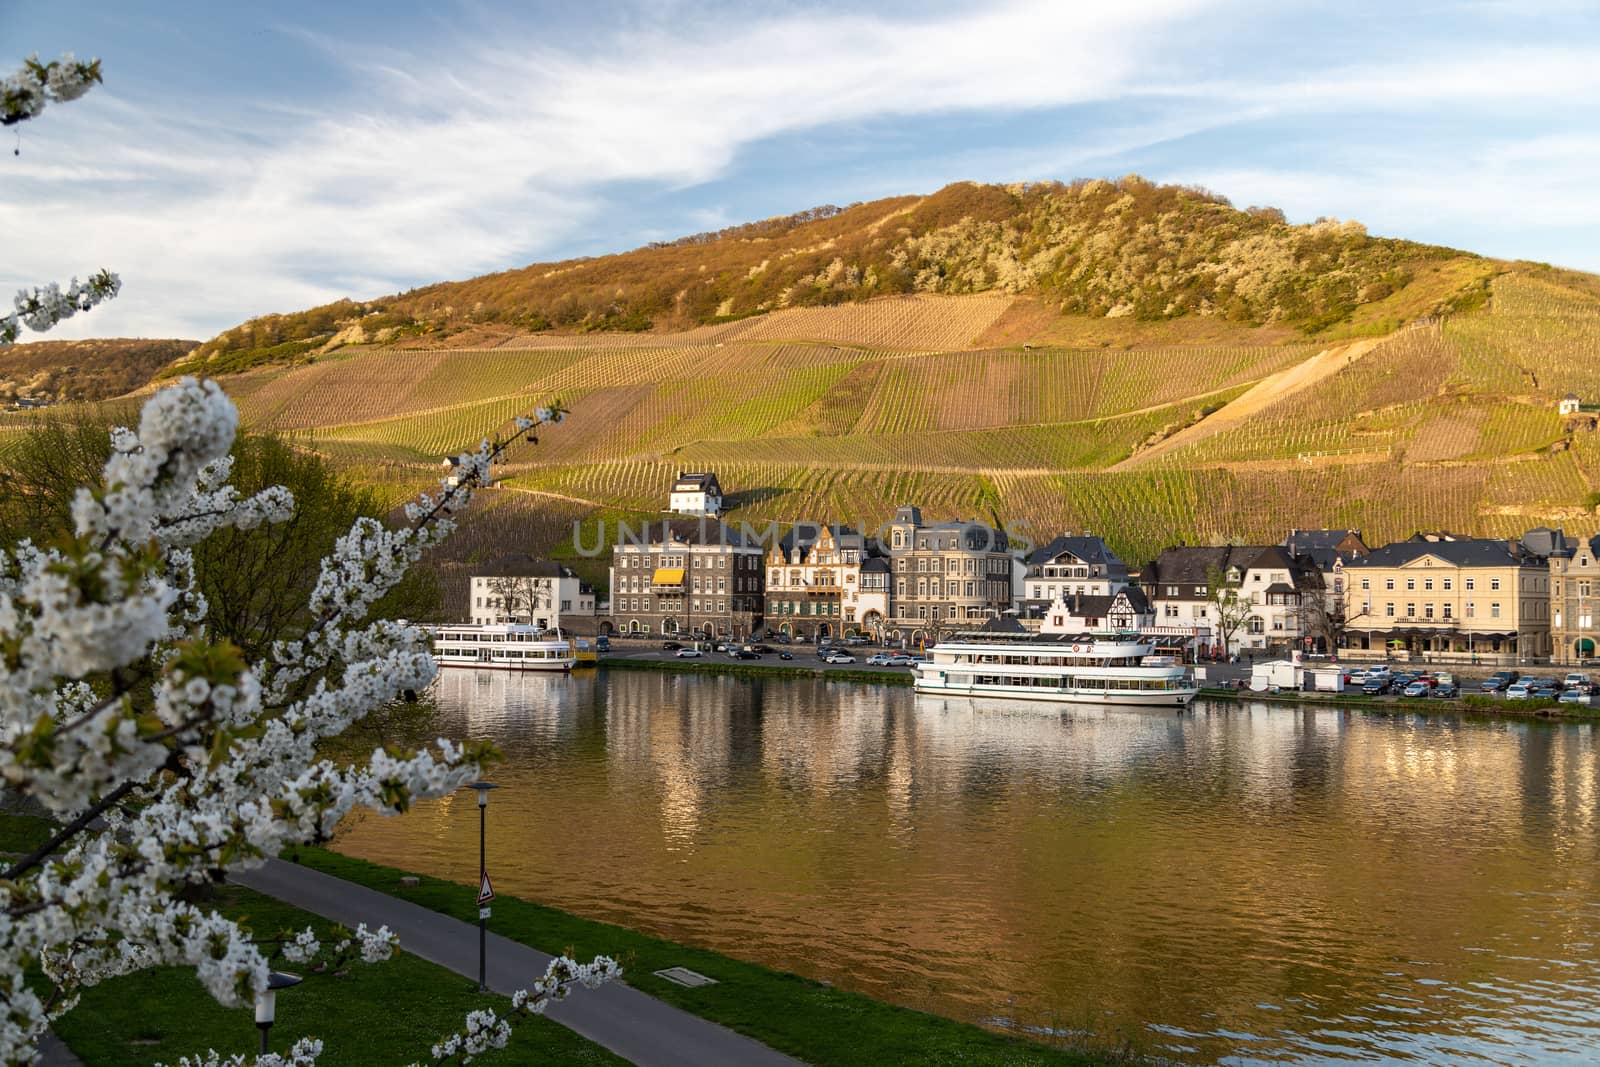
1424,578,1433,591
1491,602,1501,618
1466,578,1476,591
1361,578,1370,590
1406,578,1415,591
1443,578,1453,591
1406,604,1416,618
1424,604,1434,619
1490,578,1501,591
1466,601,1475,618
1386,603,1395,617
1386,578,1395,590
1443,604,1452,619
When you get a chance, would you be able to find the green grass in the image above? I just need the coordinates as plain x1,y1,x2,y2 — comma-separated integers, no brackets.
295,849,1129,1067
49,884,626,1067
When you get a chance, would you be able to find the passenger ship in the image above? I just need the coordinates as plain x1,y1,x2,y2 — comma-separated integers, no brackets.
430,623,578,671
911,632,1198,707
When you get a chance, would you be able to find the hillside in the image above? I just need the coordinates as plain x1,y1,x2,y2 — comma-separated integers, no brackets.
170,177,1494,378
176,262,1600,620
0,337,196,404
10,178,1600,617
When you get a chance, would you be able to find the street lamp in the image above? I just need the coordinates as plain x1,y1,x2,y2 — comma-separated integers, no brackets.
466,781,498,992
254,971,302,1055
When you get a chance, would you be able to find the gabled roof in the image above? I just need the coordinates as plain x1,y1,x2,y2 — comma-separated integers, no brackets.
1148,545,1266,585
1057,593,1117,617
1114,586,1151,612
1348,538,1535,569
1520,526,1575,559
1247,545,1298,572
671,471,721,492
979,614,1028,633
860,557,892,574
1283,528,1369,557
1026,535,1125,568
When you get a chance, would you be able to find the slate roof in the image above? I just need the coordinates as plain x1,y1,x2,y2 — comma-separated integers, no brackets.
1520,526,1576,559
980,614,1029,633
1148,545,1256,584
1026,535,1124,568
860,557,892,574
1116,586,1152,612
620,519,758,547
671,471,721,493
1347,538,1538,569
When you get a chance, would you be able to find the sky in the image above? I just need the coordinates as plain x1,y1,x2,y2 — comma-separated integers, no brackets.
6,0,1600,341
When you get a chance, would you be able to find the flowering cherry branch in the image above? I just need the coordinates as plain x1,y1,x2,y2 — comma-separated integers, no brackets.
1,52,100,127
0,382,612,1065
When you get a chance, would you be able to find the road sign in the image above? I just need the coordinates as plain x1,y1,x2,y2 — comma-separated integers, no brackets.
477,871,494,905
479,906,491,919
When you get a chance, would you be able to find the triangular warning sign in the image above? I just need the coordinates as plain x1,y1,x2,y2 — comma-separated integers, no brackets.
477,871,495,905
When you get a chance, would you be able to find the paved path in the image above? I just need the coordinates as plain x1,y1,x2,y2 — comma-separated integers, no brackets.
233,859,805,1067
37,1033,85,1067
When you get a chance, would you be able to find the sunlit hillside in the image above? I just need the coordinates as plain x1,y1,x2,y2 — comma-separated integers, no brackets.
187,267,1600,599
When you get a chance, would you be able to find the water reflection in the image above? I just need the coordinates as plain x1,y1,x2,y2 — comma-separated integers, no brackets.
334,670,1600,1064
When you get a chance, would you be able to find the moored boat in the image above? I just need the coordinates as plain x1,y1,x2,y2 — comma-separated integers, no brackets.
430,623,578,671
912,631,1197,706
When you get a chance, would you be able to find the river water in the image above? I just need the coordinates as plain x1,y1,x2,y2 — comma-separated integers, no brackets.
332,668,1600,1064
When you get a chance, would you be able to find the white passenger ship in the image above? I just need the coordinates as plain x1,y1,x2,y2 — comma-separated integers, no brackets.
912,632,1198,707
430,623,578,671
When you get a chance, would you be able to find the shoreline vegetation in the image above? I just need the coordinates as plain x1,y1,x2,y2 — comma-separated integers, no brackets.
294,848,1137,1067
596,656,1598,722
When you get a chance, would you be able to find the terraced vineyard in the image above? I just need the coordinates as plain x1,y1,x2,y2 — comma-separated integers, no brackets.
180,268,1600,575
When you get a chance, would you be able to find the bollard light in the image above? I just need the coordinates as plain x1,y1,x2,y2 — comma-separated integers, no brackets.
255,970,302,1054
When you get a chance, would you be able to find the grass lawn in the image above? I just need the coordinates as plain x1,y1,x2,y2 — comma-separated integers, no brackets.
50,884,627,1067
298,848,1131,1067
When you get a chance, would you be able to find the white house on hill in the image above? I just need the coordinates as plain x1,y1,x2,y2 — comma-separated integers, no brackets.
669,471,723,516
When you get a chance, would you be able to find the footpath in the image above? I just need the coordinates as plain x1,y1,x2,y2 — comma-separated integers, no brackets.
233,859,806,1067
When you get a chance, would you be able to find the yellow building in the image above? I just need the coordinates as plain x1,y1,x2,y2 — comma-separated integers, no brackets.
1341,538,1551,663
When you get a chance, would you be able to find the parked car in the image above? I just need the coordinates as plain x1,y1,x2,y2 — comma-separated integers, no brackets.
887,654,915,666
1563,672,1591,691
844,635,868,646
662,641,683,651
1532,683,1561,699
1435,672,1455,687
1362,678,1390,696
1391,672,1419,690
752,644,776,654
1402,681,1431,697
1506,682,1532,699
1347,669,1370,684
776,634,791,644
823,653,857,664
1482,671,1519,692
777,651,794,660
595,636,610,652
1430,683,1459,699
1559,688,1590,705
866,653,893,666
675,648,703,658
731,649,759,660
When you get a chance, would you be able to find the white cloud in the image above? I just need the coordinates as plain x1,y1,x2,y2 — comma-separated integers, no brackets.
5,0,1598,340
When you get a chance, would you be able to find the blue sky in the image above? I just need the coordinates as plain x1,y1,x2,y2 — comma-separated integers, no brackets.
6,0,1600,340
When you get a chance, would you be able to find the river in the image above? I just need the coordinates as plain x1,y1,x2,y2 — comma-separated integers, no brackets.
332,668,1600,1065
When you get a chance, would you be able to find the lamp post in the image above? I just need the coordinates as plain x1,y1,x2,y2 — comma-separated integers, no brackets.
467,781,498,992
254,971,302,1055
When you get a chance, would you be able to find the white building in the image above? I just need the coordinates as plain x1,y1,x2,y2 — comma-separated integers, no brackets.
1039,587,1154,634
470,559,595,629
1019,535,1129,619
1560,393,1582,416
669,471,723,516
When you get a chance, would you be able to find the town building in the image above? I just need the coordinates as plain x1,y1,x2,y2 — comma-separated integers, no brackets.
1018,534,1129,620
1039,587,1154,634
1281,529,1370,649
854,558,892,637
469,558,595,628
1549,533,1600,665
1341,538,1552,662
763,524,868,641
607,518,764,639
1559,393,1582,417
669,471,723,516
1237,545,1325,653
882,506,1012,639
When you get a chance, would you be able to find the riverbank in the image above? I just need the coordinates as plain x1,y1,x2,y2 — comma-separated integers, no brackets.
296,848,1133,1067
1199,685,1600,721
602,654,914,686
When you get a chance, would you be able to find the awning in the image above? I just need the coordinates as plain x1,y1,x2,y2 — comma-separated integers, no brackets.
651,568,685,586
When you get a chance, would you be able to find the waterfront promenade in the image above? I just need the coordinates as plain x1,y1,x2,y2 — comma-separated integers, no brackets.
233,859,805,1067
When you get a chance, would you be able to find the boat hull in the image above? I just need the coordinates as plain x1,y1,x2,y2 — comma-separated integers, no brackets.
913,678,1197,707
436,657,576,672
